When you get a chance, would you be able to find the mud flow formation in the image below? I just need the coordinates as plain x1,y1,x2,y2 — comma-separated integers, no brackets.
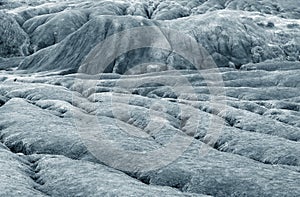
0,0,300,196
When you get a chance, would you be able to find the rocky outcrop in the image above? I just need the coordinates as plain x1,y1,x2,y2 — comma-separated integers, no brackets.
0,0,298,71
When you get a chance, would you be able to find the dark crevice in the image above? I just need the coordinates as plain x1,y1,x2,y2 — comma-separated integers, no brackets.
28,158,46,186
0,126,9,142
265,114,300,128
145,8,151,19
210,138,299,167
0,133,5,142
0,96,9,107
125,170,187,193
26,99,67,118
0,139,49,195
220,112,299,142
22,157,49,196
137,174,151,185
8,141,28,154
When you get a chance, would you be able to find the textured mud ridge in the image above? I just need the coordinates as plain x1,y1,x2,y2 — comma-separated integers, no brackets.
0,0,300,197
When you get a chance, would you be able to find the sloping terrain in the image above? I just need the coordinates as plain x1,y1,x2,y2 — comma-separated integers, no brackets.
0,0,300,196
